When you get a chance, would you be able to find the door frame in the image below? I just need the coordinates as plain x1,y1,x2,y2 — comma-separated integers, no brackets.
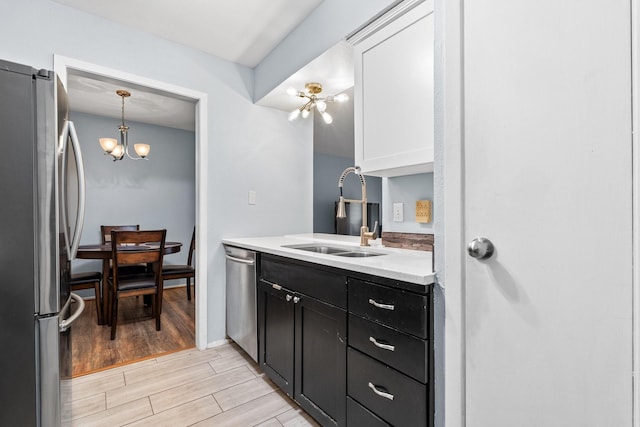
439,1,639,426
632,0,639,424
53,55,209,350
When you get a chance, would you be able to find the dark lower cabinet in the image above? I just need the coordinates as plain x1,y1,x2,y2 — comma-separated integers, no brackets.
258,254,432,427
257,279,295,396
295,293,347,426
258,256,347,426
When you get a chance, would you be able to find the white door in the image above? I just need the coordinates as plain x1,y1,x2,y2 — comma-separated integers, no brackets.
444,1,634,426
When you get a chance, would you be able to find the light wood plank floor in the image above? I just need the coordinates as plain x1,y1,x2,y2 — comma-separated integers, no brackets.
63,343,320,427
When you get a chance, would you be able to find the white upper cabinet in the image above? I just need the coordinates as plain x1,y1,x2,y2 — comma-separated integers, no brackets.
353,1,434,177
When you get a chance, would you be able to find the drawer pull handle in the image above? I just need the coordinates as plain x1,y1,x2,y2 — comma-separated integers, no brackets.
369,336,395,352
293,296,300,304
368,382,394,401
368,298,395,311
286,294,292,302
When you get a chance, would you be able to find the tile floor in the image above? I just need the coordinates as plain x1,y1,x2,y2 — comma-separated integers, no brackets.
63,342,319,427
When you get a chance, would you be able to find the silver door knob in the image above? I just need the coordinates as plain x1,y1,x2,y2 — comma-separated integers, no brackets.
467,237,495,259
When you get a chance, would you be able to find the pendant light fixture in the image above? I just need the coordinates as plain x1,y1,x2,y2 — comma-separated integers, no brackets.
98,90,150,161
287,82,348,124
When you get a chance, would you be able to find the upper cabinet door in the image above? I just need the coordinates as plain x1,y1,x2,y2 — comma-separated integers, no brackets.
353,0,434,177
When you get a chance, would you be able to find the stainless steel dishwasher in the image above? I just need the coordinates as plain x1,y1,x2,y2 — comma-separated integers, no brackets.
224,245,258,362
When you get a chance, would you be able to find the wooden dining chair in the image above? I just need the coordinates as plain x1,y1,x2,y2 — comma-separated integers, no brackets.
70,270,102,323
107,229,166,340
162,227,196,300
101,224,140,243
101,225,148,276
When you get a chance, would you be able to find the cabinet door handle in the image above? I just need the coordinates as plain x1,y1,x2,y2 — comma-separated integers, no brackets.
369,336,395,352
293,296,300,304
368,298,395,311
286,294,292,302
368,382,394,401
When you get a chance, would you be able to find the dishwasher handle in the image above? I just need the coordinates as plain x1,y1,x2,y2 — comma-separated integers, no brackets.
225,253,255,265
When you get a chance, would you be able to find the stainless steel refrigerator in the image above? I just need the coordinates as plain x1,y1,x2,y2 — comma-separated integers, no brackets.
0,59,86,426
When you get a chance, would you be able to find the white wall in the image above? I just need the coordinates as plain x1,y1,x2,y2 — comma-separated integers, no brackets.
3,0,313,346
70,112,195,287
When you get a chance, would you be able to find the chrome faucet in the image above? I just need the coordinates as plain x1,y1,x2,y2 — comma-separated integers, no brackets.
336,166,378,246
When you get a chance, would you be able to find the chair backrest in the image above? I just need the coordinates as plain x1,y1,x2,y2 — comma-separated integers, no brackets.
110,230,166,280
101,225,140,244
187,227,196,266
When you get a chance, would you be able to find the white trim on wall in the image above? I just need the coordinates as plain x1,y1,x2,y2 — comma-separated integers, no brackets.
53,55,209,351
438,0,465,425
632,0,639,425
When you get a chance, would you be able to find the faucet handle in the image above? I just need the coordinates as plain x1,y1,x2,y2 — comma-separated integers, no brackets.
370,221,379,239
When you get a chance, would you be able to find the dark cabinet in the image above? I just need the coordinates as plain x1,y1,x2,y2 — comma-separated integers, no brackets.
258,255,347,426
257,254,432,427
347,277,431,427
257,279,295,395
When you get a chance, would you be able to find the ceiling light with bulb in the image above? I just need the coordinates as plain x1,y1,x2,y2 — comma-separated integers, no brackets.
287,82,348,124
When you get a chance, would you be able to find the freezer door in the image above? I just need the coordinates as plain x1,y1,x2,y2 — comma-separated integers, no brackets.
38,315,61,427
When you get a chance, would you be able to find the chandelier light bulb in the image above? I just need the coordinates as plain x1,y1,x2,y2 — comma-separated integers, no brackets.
316,100,327,112
134,144,150,158
301,108,311,119
111,144,124,160
321,111,333,124
334,93,349,103
99,137,117,153
288,109,301,121
286,87,299,97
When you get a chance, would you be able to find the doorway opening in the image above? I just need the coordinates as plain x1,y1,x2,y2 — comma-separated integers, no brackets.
54,55,208,375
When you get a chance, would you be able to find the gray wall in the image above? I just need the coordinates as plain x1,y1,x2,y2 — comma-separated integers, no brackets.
383,173,435,233
3,0,313,346
70,112,195,285
313,153,382,233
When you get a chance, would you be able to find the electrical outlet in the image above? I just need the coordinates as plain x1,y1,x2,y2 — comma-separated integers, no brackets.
248,190,256,205
393,203,404,222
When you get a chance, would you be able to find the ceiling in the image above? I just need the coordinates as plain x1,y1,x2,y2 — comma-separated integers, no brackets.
58,0,355,135
53,0,322,68
68,73,196,131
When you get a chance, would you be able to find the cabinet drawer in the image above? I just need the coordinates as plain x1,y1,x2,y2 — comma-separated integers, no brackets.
347,396,390,427
348,348,427,426
261,255,347,309
348,278,428,338
349,314,428,383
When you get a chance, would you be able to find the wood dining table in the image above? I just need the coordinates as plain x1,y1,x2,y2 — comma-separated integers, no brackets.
76,242,182,325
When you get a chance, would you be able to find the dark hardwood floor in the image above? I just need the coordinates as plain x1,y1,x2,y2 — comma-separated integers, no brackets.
71,285,195,377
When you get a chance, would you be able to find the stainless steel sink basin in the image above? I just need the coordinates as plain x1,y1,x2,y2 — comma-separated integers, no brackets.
282,244,350,254
282,244,385,258
333,251,383,258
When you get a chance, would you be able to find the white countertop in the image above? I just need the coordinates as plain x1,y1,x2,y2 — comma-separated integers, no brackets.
222,233,435,286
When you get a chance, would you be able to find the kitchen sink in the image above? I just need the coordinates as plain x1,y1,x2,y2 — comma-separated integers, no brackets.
333,251,382,258
282,244,385,258
282,244,350,254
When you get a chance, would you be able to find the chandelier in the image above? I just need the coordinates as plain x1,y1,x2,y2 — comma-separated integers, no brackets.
287,82,349,124
98,90,150,161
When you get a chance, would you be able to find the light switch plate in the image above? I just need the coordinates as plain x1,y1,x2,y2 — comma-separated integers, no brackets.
393,203,404,222
248,190,256,205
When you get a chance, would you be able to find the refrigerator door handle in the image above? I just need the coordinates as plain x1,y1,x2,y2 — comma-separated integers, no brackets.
67,121,86,259
59,292,85,332
58,120,72,258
